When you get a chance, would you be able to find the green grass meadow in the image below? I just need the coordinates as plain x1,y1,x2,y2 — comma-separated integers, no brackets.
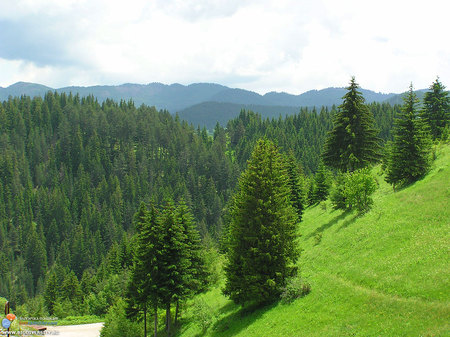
176,143,450,337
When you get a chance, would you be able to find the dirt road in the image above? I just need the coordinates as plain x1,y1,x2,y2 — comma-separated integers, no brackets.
44,323,103,337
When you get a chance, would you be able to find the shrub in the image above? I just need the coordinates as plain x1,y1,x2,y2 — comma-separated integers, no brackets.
100,298,142,337
280,276,311,304
314,233,323,246
192,298,214,332
16,295,48,318
330,173,347,210
344,168,377,213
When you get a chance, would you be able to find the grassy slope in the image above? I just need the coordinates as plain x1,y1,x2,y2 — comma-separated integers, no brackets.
178,144,450,337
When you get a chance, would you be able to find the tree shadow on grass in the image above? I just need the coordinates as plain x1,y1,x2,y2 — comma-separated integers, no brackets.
209,301,276,337
335,213,358,232
306,210,352,240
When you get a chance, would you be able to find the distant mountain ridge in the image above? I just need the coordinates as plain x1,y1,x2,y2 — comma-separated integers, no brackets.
1,81,427,129
1,81,400,111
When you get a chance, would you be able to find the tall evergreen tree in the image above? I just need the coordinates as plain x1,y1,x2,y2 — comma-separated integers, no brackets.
386,84,432,187
311,162,331,204
223,139,299,305
322,77,381,172
126,202,154,337
284,151,305,221
420,77,449,140
174,200,209,323
157,200,188,336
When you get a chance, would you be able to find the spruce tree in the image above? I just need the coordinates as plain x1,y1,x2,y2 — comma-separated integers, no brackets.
126,202,152,337
311,162,331,204
284,151,305,222
322,77,381,172
158,200,188,335
421,77,449,140
223,139,299,305
386,84,432,187
126,201,160,337
174,200,209,323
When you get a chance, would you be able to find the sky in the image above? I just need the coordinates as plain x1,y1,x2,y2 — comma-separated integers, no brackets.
0,0,449,95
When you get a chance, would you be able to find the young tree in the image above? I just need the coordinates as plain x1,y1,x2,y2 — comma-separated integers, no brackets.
421,77,449,140
284,151,305,222
311,162,331,204
386,84,432,188
223,139,299,305
322,77,381,172
175,200,209,316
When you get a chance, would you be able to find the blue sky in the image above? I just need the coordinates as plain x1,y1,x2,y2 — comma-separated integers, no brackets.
0,0,449,94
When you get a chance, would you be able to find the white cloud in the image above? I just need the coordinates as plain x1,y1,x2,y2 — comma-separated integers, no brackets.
0,0,449,93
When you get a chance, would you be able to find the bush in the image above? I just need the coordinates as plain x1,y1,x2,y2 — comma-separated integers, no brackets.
16,295,48,318
344,168,377,213
280,276,311,304
330,173,347,210
192,298,214,331
100,298,142,337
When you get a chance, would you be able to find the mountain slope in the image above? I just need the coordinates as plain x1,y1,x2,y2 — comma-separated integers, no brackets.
178,143,450,336
178,102,301,130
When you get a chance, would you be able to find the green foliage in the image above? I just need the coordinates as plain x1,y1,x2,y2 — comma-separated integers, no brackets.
16,295,48,318
176,144,450,337
126,200,209,335
329,173,347,210
343,168,377,213
386,84,432,187
85,292,109,316
280,276,311,304
224,139,299,305
192,298,214,331
283,151,305,222
310,162,331,205
421,77,449,140
126,202,156,321
322,77,382,172
100,298,142,337
53,298,77,319
314,233,323,246
0,91,239,308
56,315,103,326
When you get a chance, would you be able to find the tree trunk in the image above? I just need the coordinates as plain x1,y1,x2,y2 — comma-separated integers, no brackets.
166,303,171,336
154,304,158,337
144,305,147,337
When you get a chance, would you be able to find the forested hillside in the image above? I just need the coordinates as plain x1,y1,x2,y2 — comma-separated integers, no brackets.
0,88,425,331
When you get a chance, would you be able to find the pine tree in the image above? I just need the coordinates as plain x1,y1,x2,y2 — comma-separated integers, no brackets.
223,139,299,305
420,77,449,140
386,84,432,187
323,77,381,172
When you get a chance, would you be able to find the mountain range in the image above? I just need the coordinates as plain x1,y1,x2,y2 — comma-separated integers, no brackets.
0,81,421,129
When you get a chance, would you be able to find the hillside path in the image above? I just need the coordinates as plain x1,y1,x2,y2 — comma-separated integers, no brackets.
44,323,103,337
